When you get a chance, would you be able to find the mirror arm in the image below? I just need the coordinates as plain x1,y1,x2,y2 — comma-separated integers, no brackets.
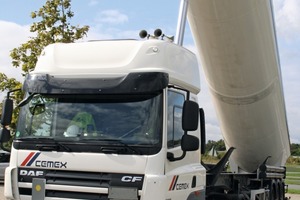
167,132,188,162
18,93,35,107
7,88,21,98
167,151,186,162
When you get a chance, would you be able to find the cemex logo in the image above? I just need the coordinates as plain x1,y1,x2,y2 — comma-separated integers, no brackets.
21,152,41,167
169,175,189,191
21,152,67,168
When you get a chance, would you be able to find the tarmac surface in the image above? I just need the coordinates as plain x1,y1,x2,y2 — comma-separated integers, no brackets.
0,183,299,199
287,194,300,200
0,183,5,200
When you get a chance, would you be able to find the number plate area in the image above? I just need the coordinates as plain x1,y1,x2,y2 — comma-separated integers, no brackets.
108,186,138,200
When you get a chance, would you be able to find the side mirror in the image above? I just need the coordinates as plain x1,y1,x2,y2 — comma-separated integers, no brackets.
0,127,11,152
181,134,199,151
0,127,11,143
167,134,200,162
182,100,199,131
167,100,200,162
1,98,13,126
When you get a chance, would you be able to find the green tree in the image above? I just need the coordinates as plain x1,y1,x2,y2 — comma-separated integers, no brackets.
0,74,23,128
215,139,226,151
205,139,226,154
0,0,89,128
290,143,300,156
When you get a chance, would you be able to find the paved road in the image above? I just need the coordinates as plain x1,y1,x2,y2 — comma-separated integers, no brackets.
0,183,299,200
0,183,4,200
287,194,300,199
289,184,300,190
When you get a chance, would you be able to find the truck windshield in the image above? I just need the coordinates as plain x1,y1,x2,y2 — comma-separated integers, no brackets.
15,93,163,153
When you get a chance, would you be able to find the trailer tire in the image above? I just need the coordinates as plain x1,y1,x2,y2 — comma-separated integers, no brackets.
277,180,284,200
270,180,279,200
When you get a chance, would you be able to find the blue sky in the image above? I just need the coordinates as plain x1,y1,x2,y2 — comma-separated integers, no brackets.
0,0,299,143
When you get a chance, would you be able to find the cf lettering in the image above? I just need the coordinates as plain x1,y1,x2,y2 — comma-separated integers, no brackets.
121,176,143,182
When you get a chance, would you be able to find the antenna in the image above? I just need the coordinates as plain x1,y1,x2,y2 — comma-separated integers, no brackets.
175,0,189,46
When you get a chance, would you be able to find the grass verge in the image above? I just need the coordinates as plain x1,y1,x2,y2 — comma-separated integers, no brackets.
286,172,300,177
287,189,300,194
286,165,300,172
285,165,300,194
286,179,300,185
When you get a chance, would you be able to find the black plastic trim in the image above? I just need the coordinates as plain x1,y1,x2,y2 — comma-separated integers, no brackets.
18,168,144,190
23,72,169,94
13,141,161,155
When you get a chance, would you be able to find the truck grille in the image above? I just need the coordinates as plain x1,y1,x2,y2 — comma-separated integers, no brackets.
18,168,143,199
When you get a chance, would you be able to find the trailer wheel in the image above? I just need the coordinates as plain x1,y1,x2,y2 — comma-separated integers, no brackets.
270,180,279,200
277,180,284,200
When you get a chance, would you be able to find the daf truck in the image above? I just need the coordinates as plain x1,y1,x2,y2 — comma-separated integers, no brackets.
0,0,290,199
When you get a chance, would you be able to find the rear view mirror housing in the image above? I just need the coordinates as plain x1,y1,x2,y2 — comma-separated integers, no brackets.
1,98,13,126
0,127,12,152
182,100,199,131
181,134,199,152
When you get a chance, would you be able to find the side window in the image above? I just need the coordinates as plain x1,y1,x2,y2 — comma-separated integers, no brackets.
167,90,185,148
26,95,53,137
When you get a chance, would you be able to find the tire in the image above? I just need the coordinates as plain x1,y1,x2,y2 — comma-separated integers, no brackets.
277,180,285,200
269,180,279,200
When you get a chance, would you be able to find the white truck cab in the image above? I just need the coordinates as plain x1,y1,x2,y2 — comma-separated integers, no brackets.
2,40,206,200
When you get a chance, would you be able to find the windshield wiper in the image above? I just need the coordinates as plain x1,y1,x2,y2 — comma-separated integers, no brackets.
106,140,143,155
36,142,71,152
82,138,143,155
18,137,72,152
17,137,53,141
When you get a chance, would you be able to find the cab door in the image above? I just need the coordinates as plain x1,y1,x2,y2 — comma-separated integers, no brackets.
165,88,205,200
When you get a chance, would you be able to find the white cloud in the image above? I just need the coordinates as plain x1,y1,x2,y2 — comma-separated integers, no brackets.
291,137,300,144
84,25,115,41
205,123,223,142
0,20,32,81
96,10,128,25
272,0,300,143
273,0,300,40
116,30,140,39
88,0,99,6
